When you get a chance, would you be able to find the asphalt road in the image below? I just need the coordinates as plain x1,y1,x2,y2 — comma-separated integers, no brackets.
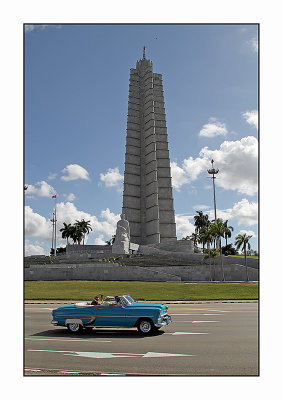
24,301,258,376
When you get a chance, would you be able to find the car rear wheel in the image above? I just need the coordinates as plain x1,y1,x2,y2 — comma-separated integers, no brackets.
137,319,154,334
67,323,83,333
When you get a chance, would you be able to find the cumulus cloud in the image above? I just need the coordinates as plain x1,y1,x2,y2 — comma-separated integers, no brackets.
170,162,189,191
242,110,258,130
61,164,90,181
64,193,76,201
25,240,46,256
199,118,228,138
238,229,257,238
25,206,52,239
213,199,258,226
171,136,258,195
94,234,108,245
25,202,120,245
25,181,55,197
175,214,195,239
100,167,123,189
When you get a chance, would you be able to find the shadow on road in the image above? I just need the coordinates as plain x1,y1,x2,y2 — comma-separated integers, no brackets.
31,328,165,339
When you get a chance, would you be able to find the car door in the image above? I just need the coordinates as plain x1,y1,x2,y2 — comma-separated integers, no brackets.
93,304,126,327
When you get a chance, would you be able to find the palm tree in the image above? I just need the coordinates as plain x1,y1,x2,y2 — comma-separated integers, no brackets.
203,248,219,281
194,211,210,234
106,235,116,245
75,219,92,245
188,232,200,248
60,223,73,245
223,220,234,246
210,219,226,281
200,226,214,281
235,233,252,281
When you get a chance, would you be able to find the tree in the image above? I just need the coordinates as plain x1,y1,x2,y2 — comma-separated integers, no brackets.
235,233,252,281
75,219,93,245
210,219,226,281
223,220,234,246
106,235,116,245
60,223,73,245
194,211,210,234
200,227,214,280
187,232,200,247
222,243,238,256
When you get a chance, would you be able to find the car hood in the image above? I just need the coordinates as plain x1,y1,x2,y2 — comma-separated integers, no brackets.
128,302,167,312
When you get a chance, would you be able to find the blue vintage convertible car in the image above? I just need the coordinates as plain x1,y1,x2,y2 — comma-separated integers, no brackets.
51,294,172,334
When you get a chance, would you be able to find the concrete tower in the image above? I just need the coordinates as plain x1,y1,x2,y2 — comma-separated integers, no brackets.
122,48,177,245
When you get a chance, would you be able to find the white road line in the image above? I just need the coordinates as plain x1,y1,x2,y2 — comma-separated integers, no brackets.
27,349,195,358
171,313,222,316
25,337,111,343
192,321,220,323
171,332,209,335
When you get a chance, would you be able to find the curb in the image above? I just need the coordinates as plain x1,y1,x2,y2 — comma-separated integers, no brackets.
24,299,258,305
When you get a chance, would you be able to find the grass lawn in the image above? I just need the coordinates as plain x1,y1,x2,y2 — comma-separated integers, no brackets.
24,281,258,301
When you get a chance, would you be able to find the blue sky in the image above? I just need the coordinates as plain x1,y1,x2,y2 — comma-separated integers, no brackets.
24,24,258,255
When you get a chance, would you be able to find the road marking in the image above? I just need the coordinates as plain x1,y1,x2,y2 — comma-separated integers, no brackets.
25,368,42,372
171,313,222,316
28,349,195,358
25,337,111,343
171,332,209,335
192,321,220,323
169,308,229,312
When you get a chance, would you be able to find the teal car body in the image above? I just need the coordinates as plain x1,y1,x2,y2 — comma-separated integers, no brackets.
51,294,172,334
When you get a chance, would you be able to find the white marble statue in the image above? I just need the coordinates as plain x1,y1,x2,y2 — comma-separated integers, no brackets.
112,214,130,254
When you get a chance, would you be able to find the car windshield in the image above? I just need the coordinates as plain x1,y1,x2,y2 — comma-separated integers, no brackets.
123,295,135,304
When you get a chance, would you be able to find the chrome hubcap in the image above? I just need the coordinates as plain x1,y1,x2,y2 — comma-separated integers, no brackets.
69,323,80,332
140,321,151,333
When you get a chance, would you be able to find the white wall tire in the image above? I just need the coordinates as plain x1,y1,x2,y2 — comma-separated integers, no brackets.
137,319,154,334
67,323,82,333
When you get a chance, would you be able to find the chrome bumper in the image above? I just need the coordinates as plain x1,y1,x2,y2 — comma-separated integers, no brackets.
155,314,172,328
51,320,58,325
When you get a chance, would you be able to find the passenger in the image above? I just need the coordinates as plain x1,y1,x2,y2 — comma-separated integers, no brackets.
88,294,103,305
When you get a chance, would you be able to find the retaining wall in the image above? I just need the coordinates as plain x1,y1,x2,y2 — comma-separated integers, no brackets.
24,263,258,282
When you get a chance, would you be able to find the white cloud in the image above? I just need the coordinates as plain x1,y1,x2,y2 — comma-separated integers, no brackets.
25,206,52,239
100,167,123,189
199,118,228,138
214,199,258,226
64,193,76,201
25,240,46,256
25,202,120,245
247,37,258,53
238,229,257,238
170,162,189,191
175,214,195,239
61,164,90,181
94,234,107,245
25,181,55,197
193,204,210,211
48,172,57,180
242,110,258,129
172,136,258,195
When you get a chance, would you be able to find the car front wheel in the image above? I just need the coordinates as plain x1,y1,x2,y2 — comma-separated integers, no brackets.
137,319,155,334
67,323,83,333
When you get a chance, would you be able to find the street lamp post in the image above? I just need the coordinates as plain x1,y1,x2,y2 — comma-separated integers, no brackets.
52,194,57,256
207,159,219,221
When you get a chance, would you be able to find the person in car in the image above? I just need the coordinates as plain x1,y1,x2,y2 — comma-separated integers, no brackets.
89,294,103,305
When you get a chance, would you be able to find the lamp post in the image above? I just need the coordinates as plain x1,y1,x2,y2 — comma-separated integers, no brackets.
207,159,219,221
51,194,57,256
